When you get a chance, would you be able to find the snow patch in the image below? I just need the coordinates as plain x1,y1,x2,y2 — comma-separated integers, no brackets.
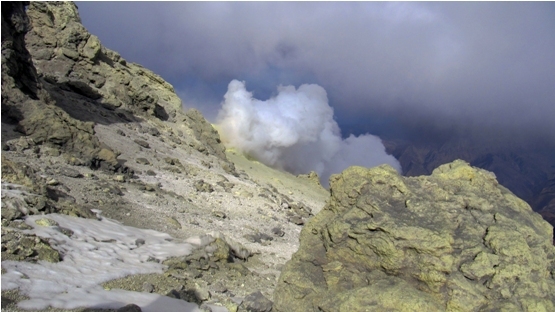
1,213,203,312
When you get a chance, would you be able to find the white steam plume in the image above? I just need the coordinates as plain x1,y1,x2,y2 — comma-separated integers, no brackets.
216,80,401,185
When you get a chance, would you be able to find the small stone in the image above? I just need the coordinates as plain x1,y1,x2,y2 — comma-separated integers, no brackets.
35,218,59,227
135,238,146,247
47,179,59,186
116,129,126,136
84,173,98,180
195,285,211,301
146,170,156,176
59,168,82,178
134,139,150,149
271,227,285,237
147,256,159,263
194,180,214,193
235,190,253,198
97,148,118,167
116,304,142,312
148,128,160,136
211,283,228,294
167,217,182,229
142,282,154,293
239,291,273,312
163,166,181,173
289,216,304,225
113,175,126,182
82,35,101,60
59,227,74,236
212,211,227,219
164,157,181,166
136,158,151,165
62,47,79,60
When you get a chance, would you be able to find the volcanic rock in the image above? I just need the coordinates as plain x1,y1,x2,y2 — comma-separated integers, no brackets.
1,1,106,167
0,1,337,310
297,171,322,187
274,160,555,311
238,291,273,312
385,138,555,230
9,1,237,172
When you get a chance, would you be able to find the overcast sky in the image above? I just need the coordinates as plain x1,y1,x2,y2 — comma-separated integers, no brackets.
76,2,555,146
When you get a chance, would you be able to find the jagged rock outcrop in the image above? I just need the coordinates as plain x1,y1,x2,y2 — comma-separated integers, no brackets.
24,1,182,120
2,1,234,168
2,1,106,166
385,138,555,231
183,108,228,162
274,160,555,311
297,171,322,187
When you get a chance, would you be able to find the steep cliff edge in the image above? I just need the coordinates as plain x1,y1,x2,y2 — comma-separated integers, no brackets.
274,160,555,311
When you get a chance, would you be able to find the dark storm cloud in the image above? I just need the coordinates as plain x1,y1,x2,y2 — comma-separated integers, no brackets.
76,2,555,141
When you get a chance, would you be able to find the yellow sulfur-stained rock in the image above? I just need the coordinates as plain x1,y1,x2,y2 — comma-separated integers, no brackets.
274,160,555,311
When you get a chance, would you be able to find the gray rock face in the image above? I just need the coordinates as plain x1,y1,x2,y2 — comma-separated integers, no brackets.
24,1,182,118
238,291,273,312
1,1,103,166
6,1,233,169
183,109,229,163
274,160,555,311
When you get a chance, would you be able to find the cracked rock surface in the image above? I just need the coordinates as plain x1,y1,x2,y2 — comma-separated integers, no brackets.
274,161,555,311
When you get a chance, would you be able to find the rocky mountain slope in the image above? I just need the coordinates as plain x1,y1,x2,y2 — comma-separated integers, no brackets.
2,2,554,312
2,2,328,311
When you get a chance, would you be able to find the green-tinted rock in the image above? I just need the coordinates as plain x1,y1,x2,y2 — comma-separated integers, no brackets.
274,160,555,311
82,34,101,60
34,218,59,227
35,240,61,262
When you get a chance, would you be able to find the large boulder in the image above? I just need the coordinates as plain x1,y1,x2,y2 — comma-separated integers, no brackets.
274,160,555,311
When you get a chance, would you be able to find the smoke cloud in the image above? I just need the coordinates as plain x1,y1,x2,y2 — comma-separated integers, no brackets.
77,2,555,144
216,80,401,185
